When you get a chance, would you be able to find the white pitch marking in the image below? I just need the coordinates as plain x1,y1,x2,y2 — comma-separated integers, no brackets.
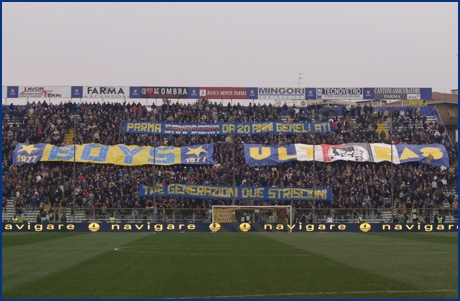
171,289,458,299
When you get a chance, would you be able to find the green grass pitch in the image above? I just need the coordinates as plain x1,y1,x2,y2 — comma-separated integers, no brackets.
2,232,458,299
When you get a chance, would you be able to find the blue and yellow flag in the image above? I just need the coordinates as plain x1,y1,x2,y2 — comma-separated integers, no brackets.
12,143,214,166
13,143,47,165
244,143,449,167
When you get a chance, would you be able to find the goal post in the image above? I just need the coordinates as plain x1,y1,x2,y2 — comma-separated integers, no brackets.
211,205,294,233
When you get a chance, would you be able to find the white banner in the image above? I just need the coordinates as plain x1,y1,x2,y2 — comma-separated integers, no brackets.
258,87,305,100
274,99,308,107
18,86,71,98
407,94,421,99
83,86,130,99
317,87,363,100
294,144,324,161
293,143,400,163
2,86,6,98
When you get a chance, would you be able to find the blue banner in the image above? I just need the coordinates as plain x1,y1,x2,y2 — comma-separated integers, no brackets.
187,87,200,98
138,184,333,201
6,86,18,98
12,143,46,165
71,86,83,98
130,86,141,98
420,88,432,99
363,87,375,99
247,87,258,99
394,144,449,167
305,88,316,100
124,121,333,135
244,143,449,167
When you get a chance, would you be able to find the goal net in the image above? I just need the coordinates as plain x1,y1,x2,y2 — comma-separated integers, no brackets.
211,205,293,232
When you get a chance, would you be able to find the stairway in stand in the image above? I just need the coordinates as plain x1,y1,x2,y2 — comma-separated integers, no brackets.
64,127,75,145
376,119,389,139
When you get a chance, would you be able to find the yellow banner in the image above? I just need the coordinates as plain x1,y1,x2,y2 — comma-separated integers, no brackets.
215,208,236,223
406,99,427,107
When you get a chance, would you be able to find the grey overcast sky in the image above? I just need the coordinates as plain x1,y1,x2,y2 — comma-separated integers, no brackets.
2,2,458,93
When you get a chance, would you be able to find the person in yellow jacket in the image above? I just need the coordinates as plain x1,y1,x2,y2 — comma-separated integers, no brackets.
437,215,443,224
284,215,290,225
11,216,18,223
109,216,116,223
357,215,363,224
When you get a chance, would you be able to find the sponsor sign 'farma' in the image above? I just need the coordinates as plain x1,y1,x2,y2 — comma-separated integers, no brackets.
84,86,129,98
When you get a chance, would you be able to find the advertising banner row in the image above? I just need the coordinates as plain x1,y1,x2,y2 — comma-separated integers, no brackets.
3,86,433,100
3,222,457,233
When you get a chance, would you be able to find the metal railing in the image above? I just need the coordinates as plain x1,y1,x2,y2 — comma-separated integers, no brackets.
4,207,457,224
431,106,453,147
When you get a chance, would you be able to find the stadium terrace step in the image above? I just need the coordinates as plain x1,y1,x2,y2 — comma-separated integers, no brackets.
64,128,75,145
376,119,388,139
384,116,438,133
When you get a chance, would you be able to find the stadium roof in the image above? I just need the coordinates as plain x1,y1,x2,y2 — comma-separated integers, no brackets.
432,91,458,103
377,91,458,107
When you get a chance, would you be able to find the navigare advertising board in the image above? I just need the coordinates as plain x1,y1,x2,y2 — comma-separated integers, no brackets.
188,87,258,99
374,88,432,100
17,86,71,98
258,87,306,100
3,222,457,233
82,86,130,99
140,87,189,99
306,87,375,100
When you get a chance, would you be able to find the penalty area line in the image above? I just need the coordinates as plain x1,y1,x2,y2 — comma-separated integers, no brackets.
170,289,458,299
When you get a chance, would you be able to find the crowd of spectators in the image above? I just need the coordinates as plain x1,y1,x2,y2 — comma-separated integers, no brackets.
2,100,458,222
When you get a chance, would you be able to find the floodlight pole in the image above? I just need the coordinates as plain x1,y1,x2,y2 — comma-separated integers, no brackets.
312,132,316,223
390,110,394,223
297,73,304,88
73,116,76,223
232,102,236,206
153,100,157,219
